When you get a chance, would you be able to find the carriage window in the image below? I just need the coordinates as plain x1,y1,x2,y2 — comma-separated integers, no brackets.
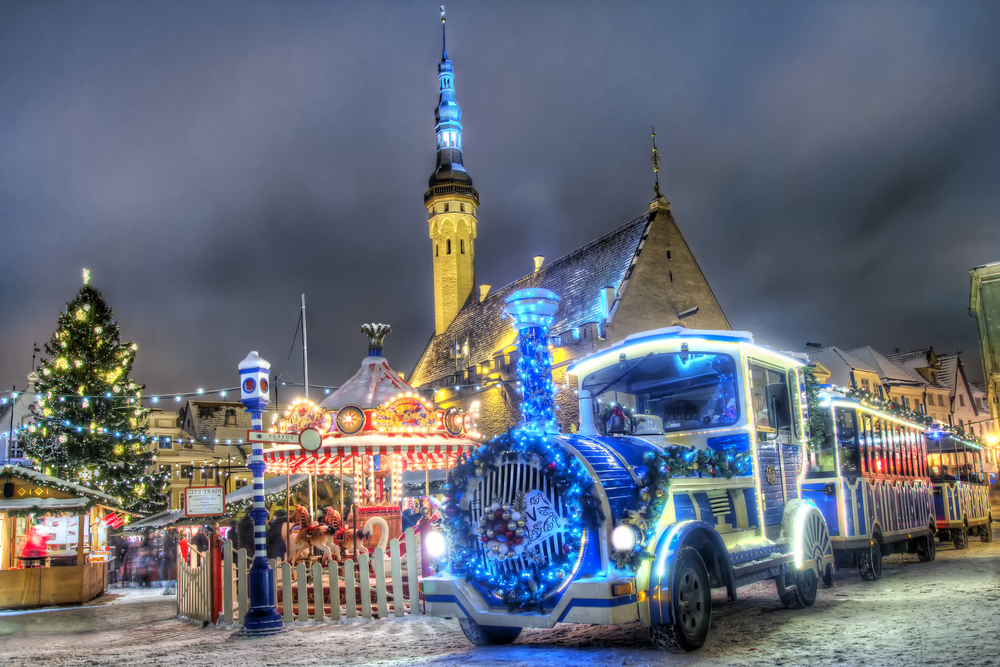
788,368,806,440
582,352,739,434
749,364,791,434
872,419,884,475
892,425,903,476
837,409,859,475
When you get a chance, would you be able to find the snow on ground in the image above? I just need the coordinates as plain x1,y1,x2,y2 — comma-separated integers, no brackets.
1,537,999,667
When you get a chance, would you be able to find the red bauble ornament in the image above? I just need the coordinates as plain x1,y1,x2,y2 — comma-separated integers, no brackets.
506,531,514,539
547,462,557,471
480,536,489,544
494,509,504,519
563,544,573,553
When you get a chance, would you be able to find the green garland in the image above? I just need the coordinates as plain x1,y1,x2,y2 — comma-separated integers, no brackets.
441,428,605,611
610,447,751,570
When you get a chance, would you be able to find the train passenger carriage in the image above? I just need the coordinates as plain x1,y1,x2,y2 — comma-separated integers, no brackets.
801,398,935,580
423,293,835,653
927,433,994,547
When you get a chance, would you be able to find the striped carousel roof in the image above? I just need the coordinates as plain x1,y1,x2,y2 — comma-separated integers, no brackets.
262,432,475,474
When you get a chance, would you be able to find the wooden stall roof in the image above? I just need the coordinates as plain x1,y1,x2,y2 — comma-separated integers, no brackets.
0,466,118,505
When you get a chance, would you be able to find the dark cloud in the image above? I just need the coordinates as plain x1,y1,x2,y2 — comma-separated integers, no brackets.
1,1,999,396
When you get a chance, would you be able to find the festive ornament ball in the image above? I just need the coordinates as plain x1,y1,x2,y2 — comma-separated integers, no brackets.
547,462,557,471
507,521,517,531
515,527,524,537
475,467,484,477
487,529,495,538
502,503,511,512
498,544,509,555
494,509,503,519
556,570,565,580
516,519,525,527
421,506,431,517
511,511,522,521
491,502,501,511
502,511,511,520
640,489,651,502
655,488,664,498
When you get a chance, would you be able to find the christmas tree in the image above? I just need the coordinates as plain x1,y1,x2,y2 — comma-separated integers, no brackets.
21,273,167,514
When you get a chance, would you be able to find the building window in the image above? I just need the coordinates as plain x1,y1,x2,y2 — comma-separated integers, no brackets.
861,378,870,392
938,395,945,406
931,371,938,384
435,244,439,257
447,239,451,254
160,464,173,476
572,328,581,341
976,397,984,410
460,203,465,212
669,270,673,282
913,399,921,412
444,203,449,212
182,465,193,479
236,478,248,489
960,395,966,407
667,251,673,260
460,239,465,254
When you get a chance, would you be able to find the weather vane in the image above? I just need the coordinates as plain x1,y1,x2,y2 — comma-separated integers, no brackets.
83,268,90,286
651,127,661,199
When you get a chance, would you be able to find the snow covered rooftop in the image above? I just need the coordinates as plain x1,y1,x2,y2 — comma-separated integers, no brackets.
319,356,413,411
0,466,117,504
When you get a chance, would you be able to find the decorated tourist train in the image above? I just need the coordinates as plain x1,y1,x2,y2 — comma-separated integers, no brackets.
926,431,993,547
422,289,835,651
800,394,936,579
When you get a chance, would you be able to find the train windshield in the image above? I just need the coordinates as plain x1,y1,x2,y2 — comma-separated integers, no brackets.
582,352,739,433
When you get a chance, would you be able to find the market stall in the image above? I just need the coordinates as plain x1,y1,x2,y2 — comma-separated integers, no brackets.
0,466,127,609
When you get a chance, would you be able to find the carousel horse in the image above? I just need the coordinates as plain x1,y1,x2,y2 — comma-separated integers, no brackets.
287,505,342,565
333,514,390,561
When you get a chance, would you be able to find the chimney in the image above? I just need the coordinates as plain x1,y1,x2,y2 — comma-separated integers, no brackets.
534,255,545,272
479,284,492,302
600,286,615,319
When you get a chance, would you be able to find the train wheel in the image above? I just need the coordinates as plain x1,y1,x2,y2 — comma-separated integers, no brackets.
981,520,994,543
775,565,818,608
953,527,969,550
822,562,835,589
858,540,883,581
459,617,522,646
917,533,936,562
649,546,711,652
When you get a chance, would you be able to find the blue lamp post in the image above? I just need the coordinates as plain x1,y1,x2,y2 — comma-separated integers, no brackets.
504,289,560,434
238,351,283,635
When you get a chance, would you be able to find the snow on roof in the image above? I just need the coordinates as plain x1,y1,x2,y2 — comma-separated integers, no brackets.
1,466,117,503
0,498,89,511
238,351,270,371
846,346,925,385
319,357,413,411
223,474,309,505
806,347,878,387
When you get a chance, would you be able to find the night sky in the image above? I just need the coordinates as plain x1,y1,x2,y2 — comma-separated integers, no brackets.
2,1,999,399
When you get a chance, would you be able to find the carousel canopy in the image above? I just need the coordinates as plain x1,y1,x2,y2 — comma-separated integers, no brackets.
319,356,412,411
263,432,473,474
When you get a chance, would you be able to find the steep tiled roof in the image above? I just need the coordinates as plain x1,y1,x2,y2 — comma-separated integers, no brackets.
181,401,254,442
806,347,878,387
410,213,651,386
846,346,924,385
936,355,959,392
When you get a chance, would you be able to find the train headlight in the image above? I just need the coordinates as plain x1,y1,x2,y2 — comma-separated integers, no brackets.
611,524,639,551
426,530,448,558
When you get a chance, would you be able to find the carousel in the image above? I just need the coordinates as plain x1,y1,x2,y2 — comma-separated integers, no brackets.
262,324,478,567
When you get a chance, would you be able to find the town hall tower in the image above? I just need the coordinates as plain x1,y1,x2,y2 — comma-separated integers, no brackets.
426,8,479,335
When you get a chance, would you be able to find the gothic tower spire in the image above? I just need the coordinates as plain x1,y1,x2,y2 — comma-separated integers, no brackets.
427,6,480,336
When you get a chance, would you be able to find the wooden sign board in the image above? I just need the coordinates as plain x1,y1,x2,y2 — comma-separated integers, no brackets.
185,486,225,517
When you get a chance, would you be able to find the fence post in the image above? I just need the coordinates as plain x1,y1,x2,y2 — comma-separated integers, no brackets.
389,538,403,618
176,545,182,618
373,547,388,619
404,528,419,614
281,562,293,624
329,559,341,622
360,552,371,619
223,540,234,626
297,563,308,622
238,549,248,624
312,562,324,622
345,559,357,619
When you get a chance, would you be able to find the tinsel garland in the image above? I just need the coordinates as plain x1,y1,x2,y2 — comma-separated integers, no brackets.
609,446,751,570
440,428,605,611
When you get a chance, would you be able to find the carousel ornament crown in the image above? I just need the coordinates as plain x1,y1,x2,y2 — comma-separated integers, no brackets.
361,323,392,357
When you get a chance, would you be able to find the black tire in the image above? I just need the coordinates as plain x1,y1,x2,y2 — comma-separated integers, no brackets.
648,546,712,652
459,617,522,646
775,566,818,608
858,540,883,581
953,526,969,550
917,533,936,562
981,520,994,543
821,563,835,589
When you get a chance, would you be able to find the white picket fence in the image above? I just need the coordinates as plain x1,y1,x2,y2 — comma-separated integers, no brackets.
177,526,425,627
176,548,213,623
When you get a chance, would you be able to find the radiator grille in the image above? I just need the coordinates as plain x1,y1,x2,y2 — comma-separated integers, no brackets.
469,456,569,584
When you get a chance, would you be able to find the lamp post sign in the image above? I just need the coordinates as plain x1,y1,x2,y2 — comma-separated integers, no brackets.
247,428,323,453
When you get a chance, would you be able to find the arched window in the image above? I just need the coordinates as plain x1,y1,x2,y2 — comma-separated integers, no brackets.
460,239,465,254
447,239,451,254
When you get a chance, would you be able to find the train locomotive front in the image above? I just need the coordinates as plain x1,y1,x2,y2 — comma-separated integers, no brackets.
424,295,835,652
